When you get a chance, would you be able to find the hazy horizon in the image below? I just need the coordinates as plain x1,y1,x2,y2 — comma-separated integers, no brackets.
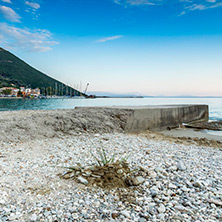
1,0,222,96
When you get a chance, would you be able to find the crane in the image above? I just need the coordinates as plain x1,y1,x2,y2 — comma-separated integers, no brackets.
84,83,89,94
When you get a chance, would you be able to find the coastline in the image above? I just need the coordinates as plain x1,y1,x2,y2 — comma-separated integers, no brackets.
0,97,23,99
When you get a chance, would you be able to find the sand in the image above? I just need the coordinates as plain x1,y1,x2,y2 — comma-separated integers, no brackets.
0,108,132,143
161,128,222,142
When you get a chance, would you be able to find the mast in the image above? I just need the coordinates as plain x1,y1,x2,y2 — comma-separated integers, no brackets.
55,83,57,96
66,84,68,96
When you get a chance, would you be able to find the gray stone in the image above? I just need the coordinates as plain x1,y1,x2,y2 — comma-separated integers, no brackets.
208,199,222,207
177,161,186,171
150,190,158,198
174,205,189,212
131,176,145,186
157,204,166,213
154,167,164,173
30,214,37,222
139,218,147,222
77,176,88,185
168,165,178,172
193,181,202,188
120,210,130,218
169,183,177,189
158,213,165,220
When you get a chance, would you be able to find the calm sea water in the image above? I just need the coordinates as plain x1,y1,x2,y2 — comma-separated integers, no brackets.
0,97,222,120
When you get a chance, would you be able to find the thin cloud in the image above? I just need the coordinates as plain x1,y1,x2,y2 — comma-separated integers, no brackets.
0,22,59,52
25,1,40,10
114,0,167,6
125,0,157,5
96,35,123,43
1,0,12,3
187,2,222,11
114,0,222,14
0,5,21,22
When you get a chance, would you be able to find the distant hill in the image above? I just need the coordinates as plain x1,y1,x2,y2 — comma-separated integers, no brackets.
88,91,143,97
0,47,82,96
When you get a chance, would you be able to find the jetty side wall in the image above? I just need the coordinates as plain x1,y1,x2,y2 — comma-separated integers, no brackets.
125,105,209,132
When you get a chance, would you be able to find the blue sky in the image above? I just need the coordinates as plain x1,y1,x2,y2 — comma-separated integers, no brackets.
0,0,222,96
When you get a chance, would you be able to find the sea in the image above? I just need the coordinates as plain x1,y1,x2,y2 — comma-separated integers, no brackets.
0,97,222,121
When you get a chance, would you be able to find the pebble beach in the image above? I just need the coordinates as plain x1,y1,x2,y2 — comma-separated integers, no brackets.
0,109,222,221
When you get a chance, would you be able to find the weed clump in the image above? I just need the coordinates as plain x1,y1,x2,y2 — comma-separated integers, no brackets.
60,149,145,189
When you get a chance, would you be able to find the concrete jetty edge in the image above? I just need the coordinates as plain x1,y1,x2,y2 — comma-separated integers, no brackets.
76,105,209,132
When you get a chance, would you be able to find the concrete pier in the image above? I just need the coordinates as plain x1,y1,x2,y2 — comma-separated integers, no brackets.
76,105,209,132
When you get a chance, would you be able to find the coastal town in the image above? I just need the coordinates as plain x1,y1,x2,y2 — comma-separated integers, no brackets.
0,86,40,98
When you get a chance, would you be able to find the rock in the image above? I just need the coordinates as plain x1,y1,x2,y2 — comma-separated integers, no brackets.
9,213,17,221
150,190,158,198
117,169,123,174
185,180,193,188
63,171,75,179
147,203,156,214
168,165,177,172
177,161,186,171
181,186,189,192
102,136,109,141
139,166,149,173
111,212,119,219
193,181,202,188
91,174,101,178
149,171,157,178
174,205,189,212
77,176,88,185
158,213,165,220
169,183,177,189
82,170,92,176
154,167,164,173
146,150,151,154
131,176,145,186
139,217,147,222
208,199,222,206
157,204,166,213
121,210,130,218
72,213,78,219
30,214,38,222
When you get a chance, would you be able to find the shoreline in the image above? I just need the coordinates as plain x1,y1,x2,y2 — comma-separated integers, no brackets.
0,108,221,145
161,127,222,142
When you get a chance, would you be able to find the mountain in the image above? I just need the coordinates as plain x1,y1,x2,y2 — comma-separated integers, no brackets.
0,47,82,96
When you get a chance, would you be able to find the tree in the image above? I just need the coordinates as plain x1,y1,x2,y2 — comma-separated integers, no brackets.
17,90,23,97
2,89,12,95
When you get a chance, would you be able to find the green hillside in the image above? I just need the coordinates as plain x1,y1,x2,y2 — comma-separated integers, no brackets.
0,47,82,96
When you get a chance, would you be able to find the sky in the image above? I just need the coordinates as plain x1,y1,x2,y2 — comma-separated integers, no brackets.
0,0,222,96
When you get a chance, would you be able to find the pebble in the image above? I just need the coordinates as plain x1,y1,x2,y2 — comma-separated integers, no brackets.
150,190,158,198
208,199,222,207
177,161,186,171
77,176,89,185
0,133,221,221
157,204,166,213
193,181,202,188
131,176,145,186
30,214,37,221
120,210,131,218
